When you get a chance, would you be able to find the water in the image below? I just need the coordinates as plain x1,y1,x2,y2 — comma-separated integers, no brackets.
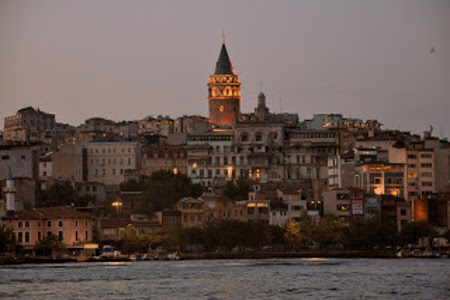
0,258,449,299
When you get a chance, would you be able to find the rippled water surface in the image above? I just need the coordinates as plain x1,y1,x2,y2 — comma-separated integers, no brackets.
0,258,449,299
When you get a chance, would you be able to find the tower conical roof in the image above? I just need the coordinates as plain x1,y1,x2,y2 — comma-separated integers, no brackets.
214,43,234,75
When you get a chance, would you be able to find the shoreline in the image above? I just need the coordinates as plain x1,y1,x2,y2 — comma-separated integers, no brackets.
2,249,448,265
0,250,394,265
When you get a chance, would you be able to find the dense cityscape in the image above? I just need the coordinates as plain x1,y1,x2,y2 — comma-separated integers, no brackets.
0,39,449,262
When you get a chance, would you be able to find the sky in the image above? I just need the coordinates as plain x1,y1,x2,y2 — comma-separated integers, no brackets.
1,0,449,137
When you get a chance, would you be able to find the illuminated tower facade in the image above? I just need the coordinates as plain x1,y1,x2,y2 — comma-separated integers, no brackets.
207,38,241,126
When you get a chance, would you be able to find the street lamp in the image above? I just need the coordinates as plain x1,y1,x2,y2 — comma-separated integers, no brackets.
112,201,122,216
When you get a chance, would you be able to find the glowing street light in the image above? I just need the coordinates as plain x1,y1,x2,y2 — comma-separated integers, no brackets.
112,201,122,216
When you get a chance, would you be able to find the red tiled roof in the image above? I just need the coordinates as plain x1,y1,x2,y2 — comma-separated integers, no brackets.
7,207,92,219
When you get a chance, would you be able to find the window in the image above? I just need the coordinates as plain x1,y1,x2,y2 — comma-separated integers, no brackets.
37,222,41,228
85,231,88,240
58,231,64,240
420,153,432,159
75,220,78,227
408,164,417,168
128,158,132,165
421,163,432,168
47,231,52,236
422,182,433,187
255,134,263,142
58,220,64,227
112,169,116,175
37,231,42,241
47,221,52,227
25,221,30,227
18,232,23,243
400,209,407,216
18,221,23,228
25,232,30,243
241,134,248,142
407,154,417,159
337,204,350,211
421,172,432,177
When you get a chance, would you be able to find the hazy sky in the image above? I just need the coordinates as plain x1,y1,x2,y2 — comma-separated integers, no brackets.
1,0,449,137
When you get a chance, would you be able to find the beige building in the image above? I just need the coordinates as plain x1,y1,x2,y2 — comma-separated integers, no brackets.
52,142,84,182
142,146,187,177
356,163,405,199
2,207,93,250
388,145,435,200
270,189,307,226
3,107,56,144
323,189,353,222
138,117,174,136
177,195,246,228
84,142,141,186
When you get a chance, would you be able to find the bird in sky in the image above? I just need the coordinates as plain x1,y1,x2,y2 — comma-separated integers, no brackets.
430,47,436,54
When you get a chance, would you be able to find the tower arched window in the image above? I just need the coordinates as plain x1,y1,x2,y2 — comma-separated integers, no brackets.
18,221,23,228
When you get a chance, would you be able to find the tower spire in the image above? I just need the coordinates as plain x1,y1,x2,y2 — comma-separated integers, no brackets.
222,29,225,44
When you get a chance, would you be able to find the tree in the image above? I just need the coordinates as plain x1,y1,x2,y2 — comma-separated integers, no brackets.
297,211,315,247
344,217,373,249
283,219,301,251
42,180,76,207
313,214,345,248
120,170,203,213
145,226,182,251
398,222,436,246
118,225,148,254
120,178,143,191
41,180,93,207
246,220,272,250
223,178,250,200
0,226,18,253
269,225,286,250
35,234,66,257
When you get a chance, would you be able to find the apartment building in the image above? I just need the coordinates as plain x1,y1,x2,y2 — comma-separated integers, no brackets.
84,142,141,186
